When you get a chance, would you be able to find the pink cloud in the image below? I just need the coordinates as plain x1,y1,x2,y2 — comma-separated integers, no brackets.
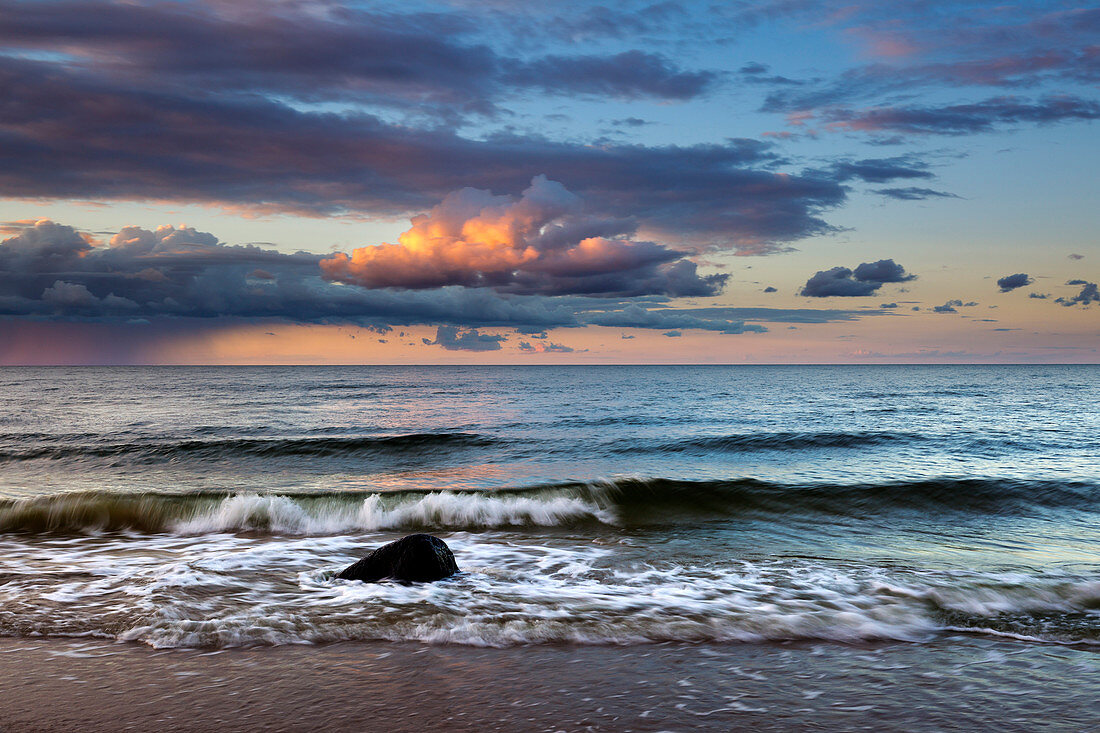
321,176,726,296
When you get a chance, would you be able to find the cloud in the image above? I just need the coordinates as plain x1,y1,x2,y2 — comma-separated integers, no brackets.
320,176,727,297
505,51,718,100
1028,292,1049,299
518,340,576,353
41,281,102,309
663,331,682,337
0,218,95,271
0,53,846,252
752,3,1100,139
874,187,959,201
0,219,892,340
996,273,1033,292
1056,281,1100,307
830,157,932,183
661,306,883,324
40,280,139,313
0,219,335,319
800,259,914,297
1069,253,1085,260
585,304,767,334
851,259,915,284
0,1,715,112
763,286,777,293
802,268,879,297
422,326,506,351
933,299,979,313
820,96,1100,136
0,219,572,328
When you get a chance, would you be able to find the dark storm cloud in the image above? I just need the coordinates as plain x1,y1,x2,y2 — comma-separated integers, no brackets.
0,0,715,111
800,259,914,297
996,273,1032,292
0,220,581,327
0,220,887,336
498,259,728,299
0,54,843,252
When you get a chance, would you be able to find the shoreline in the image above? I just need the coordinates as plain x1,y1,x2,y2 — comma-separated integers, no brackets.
1,635,1096,732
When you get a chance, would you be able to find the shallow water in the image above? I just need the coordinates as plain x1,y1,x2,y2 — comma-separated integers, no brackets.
0,365,1097,649
2,636,1097,732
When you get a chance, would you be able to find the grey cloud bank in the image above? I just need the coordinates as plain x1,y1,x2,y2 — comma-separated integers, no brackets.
0,220,884,343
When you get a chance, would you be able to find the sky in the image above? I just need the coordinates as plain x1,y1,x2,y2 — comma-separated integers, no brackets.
0,0,1096,364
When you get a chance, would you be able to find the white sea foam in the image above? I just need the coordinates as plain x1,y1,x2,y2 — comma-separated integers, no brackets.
2,531,1097,649
169,492,615,535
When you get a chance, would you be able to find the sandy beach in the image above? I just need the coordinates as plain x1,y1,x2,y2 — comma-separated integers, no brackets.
1,635,1097,732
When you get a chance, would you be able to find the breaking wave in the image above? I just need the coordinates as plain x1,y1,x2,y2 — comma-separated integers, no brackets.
0,476,1095,535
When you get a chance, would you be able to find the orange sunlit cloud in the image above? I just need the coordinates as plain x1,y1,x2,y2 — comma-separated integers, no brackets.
319,175,718,297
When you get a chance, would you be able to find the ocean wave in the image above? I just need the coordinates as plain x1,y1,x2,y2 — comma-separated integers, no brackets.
623,431,921,453
599,477,1100,519
0,432,496,463
1,476,1096,535
0,490,609,534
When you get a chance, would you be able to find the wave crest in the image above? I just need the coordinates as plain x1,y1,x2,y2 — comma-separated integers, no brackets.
0,476,1095,535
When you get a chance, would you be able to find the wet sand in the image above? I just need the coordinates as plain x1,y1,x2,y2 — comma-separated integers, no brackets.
0,636,1097,732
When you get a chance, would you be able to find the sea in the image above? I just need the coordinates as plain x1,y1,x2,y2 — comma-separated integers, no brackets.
0,366,1097,688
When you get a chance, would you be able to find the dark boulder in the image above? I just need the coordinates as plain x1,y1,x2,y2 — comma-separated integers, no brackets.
336,534,459,583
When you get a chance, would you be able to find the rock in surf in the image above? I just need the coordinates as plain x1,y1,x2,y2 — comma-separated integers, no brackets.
336,534,459,583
